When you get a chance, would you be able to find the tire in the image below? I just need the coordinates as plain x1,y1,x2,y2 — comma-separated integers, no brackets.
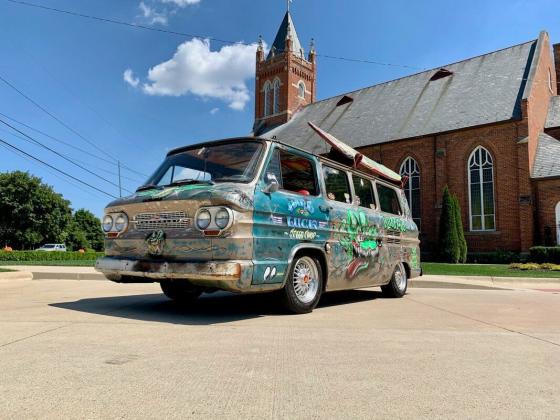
381,262,408,298
281,255,323,314
160,281,202,303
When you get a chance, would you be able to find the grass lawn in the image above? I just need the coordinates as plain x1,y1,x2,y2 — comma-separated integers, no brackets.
0,261,96,267
0,268,14,272
422,263,560,279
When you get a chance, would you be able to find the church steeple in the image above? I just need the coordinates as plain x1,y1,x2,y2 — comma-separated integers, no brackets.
254,10,316,134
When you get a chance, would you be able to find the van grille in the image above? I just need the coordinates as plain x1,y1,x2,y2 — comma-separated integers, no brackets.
133,211,191,231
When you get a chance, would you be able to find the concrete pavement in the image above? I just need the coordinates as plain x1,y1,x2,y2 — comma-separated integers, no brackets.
0,277,558,419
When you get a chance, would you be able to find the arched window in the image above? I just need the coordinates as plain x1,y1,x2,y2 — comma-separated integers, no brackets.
399,157,421,229
298,81,306,99
273,79,281,114
263,81,272,116
468,146,495,231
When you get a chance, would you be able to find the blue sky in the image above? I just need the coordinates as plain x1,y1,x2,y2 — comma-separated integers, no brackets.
0,0,558,217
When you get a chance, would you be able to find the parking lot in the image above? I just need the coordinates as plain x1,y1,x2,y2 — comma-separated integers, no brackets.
0,278,559,419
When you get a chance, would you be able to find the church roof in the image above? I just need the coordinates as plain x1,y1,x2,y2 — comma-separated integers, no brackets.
532,132,560,179
261,36,541,153
267,12,304,60
545,95,560,129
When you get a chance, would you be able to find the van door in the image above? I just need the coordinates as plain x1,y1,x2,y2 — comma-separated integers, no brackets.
252,145,328,286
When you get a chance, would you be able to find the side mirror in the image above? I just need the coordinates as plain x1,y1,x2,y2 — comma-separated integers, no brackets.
262,173,279,194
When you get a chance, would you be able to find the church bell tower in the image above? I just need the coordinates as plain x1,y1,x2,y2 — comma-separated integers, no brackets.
254,10,316,134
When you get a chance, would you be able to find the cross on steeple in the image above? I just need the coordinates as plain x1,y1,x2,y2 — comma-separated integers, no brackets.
286,0,291,13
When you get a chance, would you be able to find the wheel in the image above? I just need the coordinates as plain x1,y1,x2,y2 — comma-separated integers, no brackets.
381,262,408,298
160,281,202,303
281,255,323,314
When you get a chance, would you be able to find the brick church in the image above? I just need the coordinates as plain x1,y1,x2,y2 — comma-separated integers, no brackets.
252,11,560,255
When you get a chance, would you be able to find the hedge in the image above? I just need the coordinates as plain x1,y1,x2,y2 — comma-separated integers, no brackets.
467,251,521,264
529,247,560,264
0,251,104,262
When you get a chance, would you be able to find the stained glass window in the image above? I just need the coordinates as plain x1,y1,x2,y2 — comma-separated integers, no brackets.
468,146,495,231
399,157,421,230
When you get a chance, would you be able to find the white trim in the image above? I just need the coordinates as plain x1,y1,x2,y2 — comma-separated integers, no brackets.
556,201,560,245
297,80,306,99
467,146,496,231
273,78,281,114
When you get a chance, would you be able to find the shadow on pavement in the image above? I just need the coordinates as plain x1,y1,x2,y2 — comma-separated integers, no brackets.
50,289,382,325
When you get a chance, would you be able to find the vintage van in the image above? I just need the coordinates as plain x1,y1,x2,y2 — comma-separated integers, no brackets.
96,134,421,313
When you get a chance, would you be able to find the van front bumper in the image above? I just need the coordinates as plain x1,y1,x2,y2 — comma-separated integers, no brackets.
95,256,254,292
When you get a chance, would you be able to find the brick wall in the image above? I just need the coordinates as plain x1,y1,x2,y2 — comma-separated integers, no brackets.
359,121,528,253
533,178,560,245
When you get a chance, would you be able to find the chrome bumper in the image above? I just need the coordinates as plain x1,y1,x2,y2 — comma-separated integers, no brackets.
95,257,253,291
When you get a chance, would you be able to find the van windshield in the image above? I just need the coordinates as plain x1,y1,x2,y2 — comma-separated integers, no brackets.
139,140,264,190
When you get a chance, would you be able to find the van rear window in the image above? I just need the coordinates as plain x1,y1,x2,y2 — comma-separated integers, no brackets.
377,184,402,215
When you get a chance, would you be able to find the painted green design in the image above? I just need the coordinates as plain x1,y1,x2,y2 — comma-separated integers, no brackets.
136,184,209,198
383,217,409,232
411,248,419,269
338,210,380,279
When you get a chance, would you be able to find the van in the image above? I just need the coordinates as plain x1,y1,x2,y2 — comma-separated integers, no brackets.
96,134,421,313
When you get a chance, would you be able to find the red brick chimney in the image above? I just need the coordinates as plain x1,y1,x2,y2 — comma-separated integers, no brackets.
554,43,560,94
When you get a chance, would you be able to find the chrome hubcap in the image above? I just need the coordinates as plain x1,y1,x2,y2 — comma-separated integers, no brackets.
293,257,319,304
395,263,407,291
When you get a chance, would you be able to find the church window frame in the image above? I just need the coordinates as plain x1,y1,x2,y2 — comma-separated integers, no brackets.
468,146,496,232
263,81,272,117
399,157,421,230
298,81,306,99
273,78,281,114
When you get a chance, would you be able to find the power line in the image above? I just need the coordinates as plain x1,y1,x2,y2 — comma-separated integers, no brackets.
0,118,134,194
4,0,423,70
0,111,146,181
0,73,120,162
0,136,117,198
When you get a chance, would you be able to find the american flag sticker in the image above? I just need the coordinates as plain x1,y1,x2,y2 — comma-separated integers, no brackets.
271,215,284,225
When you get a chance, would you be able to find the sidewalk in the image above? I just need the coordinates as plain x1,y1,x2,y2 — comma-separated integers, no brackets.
1,266,559,289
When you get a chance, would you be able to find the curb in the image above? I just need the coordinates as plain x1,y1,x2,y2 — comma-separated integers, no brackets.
31,272,105,281
0,271,33,281
414,274,560,290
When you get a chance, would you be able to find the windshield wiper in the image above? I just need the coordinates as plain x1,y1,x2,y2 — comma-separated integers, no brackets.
166,179,214,187
136,183,162,192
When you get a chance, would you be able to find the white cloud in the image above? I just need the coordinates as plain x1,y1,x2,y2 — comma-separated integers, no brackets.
138,1,168,26
140,38,261,111
210,107,220,115
123,69,140,88
160,0,200,6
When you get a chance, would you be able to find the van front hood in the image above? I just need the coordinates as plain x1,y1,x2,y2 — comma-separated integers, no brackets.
105,182,255,212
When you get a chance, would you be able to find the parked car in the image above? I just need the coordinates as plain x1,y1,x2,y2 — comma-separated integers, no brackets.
36,244,67,252
96,131,420,313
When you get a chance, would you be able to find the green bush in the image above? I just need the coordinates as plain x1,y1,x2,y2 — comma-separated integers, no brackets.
0,251,103,262
529,247,560,264
452,195,468,263
438,186,460,263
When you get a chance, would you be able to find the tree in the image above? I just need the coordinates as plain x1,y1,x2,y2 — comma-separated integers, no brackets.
452,195,468,263
65,221,89,251
0,171,72,249
438,186,461,263
72,209,104,251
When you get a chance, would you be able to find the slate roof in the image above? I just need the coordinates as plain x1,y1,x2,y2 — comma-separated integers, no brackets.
261,38,540,153
267,12,304,60
532,132,560,179
545,96,560,129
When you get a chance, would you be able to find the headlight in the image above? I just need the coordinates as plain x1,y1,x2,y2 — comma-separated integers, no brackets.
215,208,230,229
102,215,113,232
196,209,211,230
115,213,128,232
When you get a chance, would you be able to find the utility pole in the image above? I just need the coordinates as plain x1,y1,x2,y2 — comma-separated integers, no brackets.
118,160,122,198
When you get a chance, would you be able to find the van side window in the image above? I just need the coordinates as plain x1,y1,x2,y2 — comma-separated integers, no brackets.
377,184,402,215
353,176,376,209
267,148,317,195
323,166,351,203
